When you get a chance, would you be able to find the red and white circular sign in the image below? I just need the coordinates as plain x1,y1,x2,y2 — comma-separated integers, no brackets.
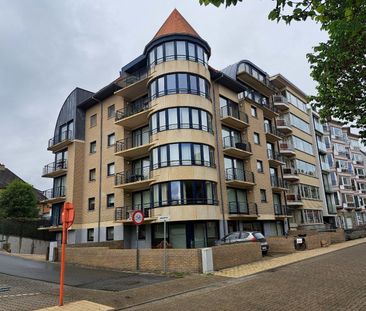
132,210,144,225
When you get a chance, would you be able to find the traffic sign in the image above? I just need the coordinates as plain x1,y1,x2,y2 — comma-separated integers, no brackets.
132,210,144,225
158,215,170,222
61,202,75,229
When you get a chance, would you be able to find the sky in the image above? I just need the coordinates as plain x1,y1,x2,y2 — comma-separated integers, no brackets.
0,0,328,190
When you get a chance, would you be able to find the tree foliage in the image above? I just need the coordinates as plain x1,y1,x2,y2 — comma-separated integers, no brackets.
0,180,38,218
199,0,366,139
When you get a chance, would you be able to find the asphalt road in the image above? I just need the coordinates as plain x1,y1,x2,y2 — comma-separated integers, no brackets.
0,252,168,291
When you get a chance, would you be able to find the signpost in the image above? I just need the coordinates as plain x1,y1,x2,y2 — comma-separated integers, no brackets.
158,216,170,274
59,202,75,306
132,211,144,270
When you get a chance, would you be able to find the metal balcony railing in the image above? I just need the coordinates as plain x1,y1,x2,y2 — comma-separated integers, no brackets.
225,168,255,183
279,142,295,151
222,136,251,152
118,69,148,89
42,186,66,199
317,141,327,153
220,105,249,123
115,98,150,121
276,119,291,128
115,166,151,186
273,95,288,104
42,160,67,175
115,205,152,221
264,123,282,137
270,176,287,188
286,193,302,203
274,204,287,216
283,167,298,175
267,149,284,162
115,132,151,153
228,202,258,215
48,130,73,148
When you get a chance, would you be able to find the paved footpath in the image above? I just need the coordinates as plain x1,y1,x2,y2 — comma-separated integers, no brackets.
215,237,366,278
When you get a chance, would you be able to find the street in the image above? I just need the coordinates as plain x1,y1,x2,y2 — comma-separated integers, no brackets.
0,243,366,310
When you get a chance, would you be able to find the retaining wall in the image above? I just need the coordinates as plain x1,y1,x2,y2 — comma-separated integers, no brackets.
0,234,49,254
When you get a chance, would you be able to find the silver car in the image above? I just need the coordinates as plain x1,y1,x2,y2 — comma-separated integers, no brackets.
215,231,269,254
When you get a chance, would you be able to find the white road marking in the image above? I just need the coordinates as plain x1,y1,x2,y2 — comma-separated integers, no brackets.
0,292,40,299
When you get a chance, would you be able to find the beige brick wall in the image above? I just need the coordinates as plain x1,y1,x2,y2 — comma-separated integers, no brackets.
267,236,296,253
212,242,262,270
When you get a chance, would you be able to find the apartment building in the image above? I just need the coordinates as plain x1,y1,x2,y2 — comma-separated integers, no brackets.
40,9,331,248
322,120,366,228
270,75,326,230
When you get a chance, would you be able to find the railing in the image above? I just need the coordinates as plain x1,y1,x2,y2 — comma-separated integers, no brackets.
115,98,150,121
115,166,151,186
324,184,334,192
355,160,365,166
332,134,348,142
48,130,73,148
279,142,295,151
283,167,298,175
317,141,327,153
270,176,287,188
118,69,148,89
272,95,288,105
151,198,219,208
225,168,255,183
152,160,215,170
321,161,330,170
267,149,284,162
115,206,152,221
222,136,251,152
220,105,248,123
228,202,258,215
238,92,274,112
42,186,66,199
276,118,291,127
274,204,287,216
286,193,302,203
237,64,272,88
264,123,282,137
314,122,324,133
42,160,67,175
115,132,151,153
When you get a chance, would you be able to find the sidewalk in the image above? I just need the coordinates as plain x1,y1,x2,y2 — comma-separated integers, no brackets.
4,253,46,262
214,237,366,278
37,300,113,311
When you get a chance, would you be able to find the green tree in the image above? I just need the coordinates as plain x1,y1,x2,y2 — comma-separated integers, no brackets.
0,180,38,218
199,0,366,139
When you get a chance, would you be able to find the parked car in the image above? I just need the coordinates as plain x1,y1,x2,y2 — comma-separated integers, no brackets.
215,231,269,254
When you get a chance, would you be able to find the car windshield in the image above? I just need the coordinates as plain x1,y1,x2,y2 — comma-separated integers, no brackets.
253,232,265,239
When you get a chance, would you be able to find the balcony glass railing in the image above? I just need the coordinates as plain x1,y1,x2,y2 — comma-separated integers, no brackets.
228,202,258,215
42,160,67,175
115,166,151,186
222,137,251,152
314,122,324,134
321,161,330,170
42,186,66,199
220,105,248,123
317,141,327,153
115,132,151,153
48,130,73,148
286,193,302,203
283,167,298,175
225,168,255,183
273,95,289,105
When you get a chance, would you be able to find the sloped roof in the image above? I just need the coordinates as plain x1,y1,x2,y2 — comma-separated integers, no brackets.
153,9,201,40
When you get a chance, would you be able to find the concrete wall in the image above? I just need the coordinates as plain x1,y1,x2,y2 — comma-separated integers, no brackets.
0,235,49,254
211,242,262,270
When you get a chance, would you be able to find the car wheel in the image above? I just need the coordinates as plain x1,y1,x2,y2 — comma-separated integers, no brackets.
262,250,268,255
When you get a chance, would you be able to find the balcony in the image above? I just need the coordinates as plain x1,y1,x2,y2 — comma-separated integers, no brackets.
331,134,348,143
38,218,63,231
286,194,303,206
317,141,327,154
228,202,258,217
267,149,284,167
354,160,365,167
321,161,331,172
270,176,288,192
220,105,249,129
237,65,275,97
272,95,289,111
225,168,255,189
115,167,154,191
115,133,153,160
222,137,252,158
115,205,154,222
314,122,324,134
283,167,300,181
264,124,282,142
324,184,335,193
238,92,277,119
41,186,66,204
48,130,73,152
114,70,149,100
115,99,152,129
274,204,287,216
279,142,296,157
276,119,292,135
42,160,67,178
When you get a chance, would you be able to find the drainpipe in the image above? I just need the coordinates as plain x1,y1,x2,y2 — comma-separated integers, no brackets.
212,73,227,237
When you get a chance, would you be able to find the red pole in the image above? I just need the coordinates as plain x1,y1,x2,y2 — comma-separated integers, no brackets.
59,219,67,306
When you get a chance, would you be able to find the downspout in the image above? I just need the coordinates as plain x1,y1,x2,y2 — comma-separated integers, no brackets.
212,73,227,236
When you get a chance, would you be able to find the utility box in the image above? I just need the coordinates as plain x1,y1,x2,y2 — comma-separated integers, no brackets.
201,247,213,274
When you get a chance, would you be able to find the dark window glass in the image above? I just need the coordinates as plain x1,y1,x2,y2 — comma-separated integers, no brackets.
107,105,115,119
106,227,114,241
107,194,114,208
88,197,95,211
89,169,96,181
90,141,96,154
166,74,176,93
87,228,94,242
178,74,188,91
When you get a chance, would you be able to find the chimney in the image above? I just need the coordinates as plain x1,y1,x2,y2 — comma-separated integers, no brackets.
0,163,5,171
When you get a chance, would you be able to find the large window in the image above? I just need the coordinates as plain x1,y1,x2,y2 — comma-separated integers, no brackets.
152,180,217,207
148,40,208,68
302,210,323,224
290,114,310,132
293,136,313,154
299,184,320,200
150,107,213,134
149,73,210,100
286,91,307,112
227,188,248,214
151,143,215,169
296,159,317,177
